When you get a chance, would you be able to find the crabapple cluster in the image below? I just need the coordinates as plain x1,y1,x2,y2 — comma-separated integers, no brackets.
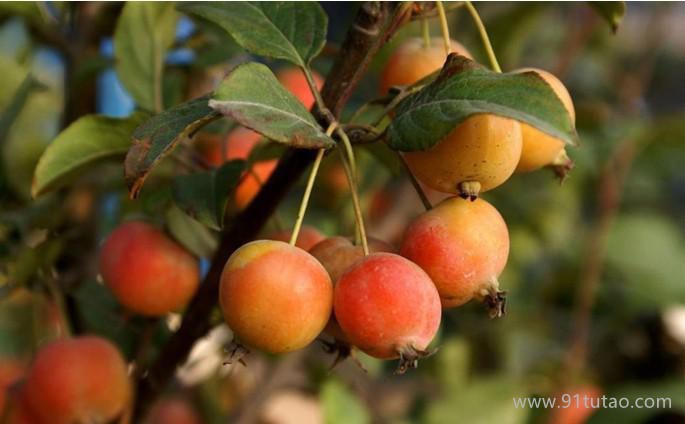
383,38,576,199
216,36,576,372
384,38,576,314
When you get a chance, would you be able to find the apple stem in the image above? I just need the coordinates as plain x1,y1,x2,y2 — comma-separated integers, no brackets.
398,152,433,211
337,128,370,256
422,15,431,48
289,145,327,247
338,127,358,180
301,65,327,115
465,1,502,73
435,1,451,56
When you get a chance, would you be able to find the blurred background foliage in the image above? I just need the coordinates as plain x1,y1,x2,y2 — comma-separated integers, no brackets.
0,2,684,423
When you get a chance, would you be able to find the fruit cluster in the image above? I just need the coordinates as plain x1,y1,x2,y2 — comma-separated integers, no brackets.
394,40,576,200
214,38,575,372
88,38,576,374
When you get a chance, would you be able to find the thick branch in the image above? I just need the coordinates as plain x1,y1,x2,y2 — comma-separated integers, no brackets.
133,2,406,419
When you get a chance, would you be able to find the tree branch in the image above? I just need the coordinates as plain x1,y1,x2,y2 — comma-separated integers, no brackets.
133,2,409,419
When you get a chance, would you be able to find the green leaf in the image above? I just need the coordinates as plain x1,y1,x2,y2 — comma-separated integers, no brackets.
209,62,334,149
124,95,219,198
32,113,148,197
588,2,626,33
0,58,61,200
178,1,327,66
172,160,246,230
165,205,218,258
114,2,178,112
187,17,243,69
0,74,45,145
388,55,578,152
321,379,370,424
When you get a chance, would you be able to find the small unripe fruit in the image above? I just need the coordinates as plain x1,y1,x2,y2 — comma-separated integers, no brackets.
380,37,472,94
404,115,522,199
99,221,200,317
400,197,509,317
514,68,575,176
333,253,441,373
145,398,201,424
309,237,394,341
267,225,326,251
24,336,131,424
220,240,333,353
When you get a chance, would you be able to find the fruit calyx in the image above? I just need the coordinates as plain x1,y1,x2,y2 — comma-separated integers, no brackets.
457,181,481,201
319,338,367,372
223,341,250,367
550,149,575,183
395,344,437,375
477,278,507,319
